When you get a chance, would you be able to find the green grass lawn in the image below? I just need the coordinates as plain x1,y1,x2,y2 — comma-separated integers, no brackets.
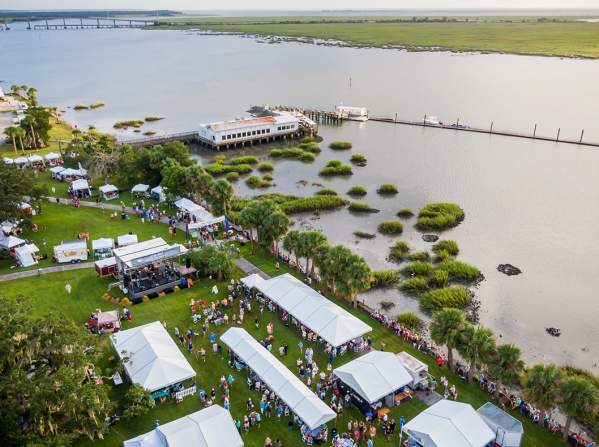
154,20,599,59
1,118,73,157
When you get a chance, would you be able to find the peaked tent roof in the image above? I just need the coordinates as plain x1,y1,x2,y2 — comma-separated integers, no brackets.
403,400,495,447
132,183,150,193
477,402,524,434
92,238,114,250
71,179,90,191
44,152,61,160
50,166,65,174
240,273,266,289
111,321,196,392
255,273,372,347
123,405,244,447
0,234,26,249
221,327,335,430
333,350,412,404
99,184,118,193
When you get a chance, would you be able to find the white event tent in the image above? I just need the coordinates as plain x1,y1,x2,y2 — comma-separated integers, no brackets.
44,152,61,162
402,400,495,447
70,179,92,196
255,273,372,347
477,402,524,447
123,405,243,447
111,321,196,392
174,198,224,228
99,184,119,200
333,350,412,405
221,327,336,430
117,234,138,247
131,184,150,195
0,234,26,250
240,273,265,289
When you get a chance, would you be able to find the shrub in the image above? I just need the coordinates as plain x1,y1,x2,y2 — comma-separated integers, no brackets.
262,173,273,181
420,286,472,313
371,270,399,288
416,203,465,231
432,240,459,256
396,208,414,218
269,147,315,162
143,131,156,136
301,136,317,144
435,260,482,283
279,196,346,215
229,155,258,165
299,152,316,162
377,220,403,235
396,312,424,333
350,153,367,165
388,240,410,263
299,142,321,153
144,116,163,122
73,104,89,110
319,160,353,176
347,186,367,196
433,250,453,263
428,270,449,288
408,251,430,262
113,120,144,129
246,175,270,189
90,101,105,109
401,261,434,277
314,188,337,196
257,162,274,172
204,163,253,176
353,230,375,239
400,277,429,295
329,141,352,150
377,183,399,195
226,172,240,182
348,202,379,213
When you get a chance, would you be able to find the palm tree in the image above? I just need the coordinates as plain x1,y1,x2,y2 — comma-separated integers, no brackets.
14,126,26,153
524,364,561,425
429,308,467,371
458,325,496,382
262,211,290,254
26,87,38,107
342,253,371,308
297,230,327,275
487,344,525,398
21,115,38,149
4,126,19,153
283,230,301,266
210,179,234,217
558,376,597,440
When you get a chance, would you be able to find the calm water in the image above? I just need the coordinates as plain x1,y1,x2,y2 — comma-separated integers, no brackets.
2,24,599,370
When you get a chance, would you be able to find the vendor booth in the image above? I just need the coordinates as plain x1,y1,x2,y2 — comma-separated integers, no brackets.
123,405,243,447
92,237,114,259
20,202,35,215
0,234,26,251
113,237,188,302
69,179,92,198
131,183,150,196
111,321,196,395
14,243,40,267
95,256,117,277
50,165,65,179
150,185,167,202
402,400,495,447
58,165,87,181
333,350,413,415
3,157,14,165
117,234,138,247
397,351,429,389
99,184,119,200
53,240,88,263
221,327,336,439
174,198,224,226
27,154,45,168
477,402,524,447
14,156,28,169
44,152,62,166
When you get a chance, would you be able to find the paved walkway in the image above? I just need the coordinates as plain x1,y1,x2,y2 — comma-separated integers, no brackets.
235,258,271,279
0,262,94,282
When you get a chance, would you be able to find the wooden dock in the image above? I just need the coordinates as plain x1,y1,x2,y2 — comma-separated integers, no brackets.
31,18,153,30
118,131,199,148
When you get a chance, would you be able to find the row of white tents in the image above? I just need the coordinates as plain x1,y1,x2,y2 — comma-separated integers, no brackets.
4,152,61,167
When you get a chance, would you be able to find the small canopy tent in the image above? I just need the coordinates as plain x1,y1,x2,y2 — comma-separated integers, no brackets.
14,156,28,167
255,273,372,348
221,327,336,430
15,243,40,267
0,234,26,250
241,273,265,289
131,184,150,196
123,405,244,447
92,237,114,258
111,321,196,393
99,184,119,200
117,234,138,247
50,165,65,178
397,351,429,389
175,198,224,229
70,179,92,197
3,157,14,165
44,152,61,165
27,154,45,167
402,400,495,447
20,202,35,215
477,402,524,447
59,166,87,180
333,350,412,411
150,185,167,202
97,310,121,332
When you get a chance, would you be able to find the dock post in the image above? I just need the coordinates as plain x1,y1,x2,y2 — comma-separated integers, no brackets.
27,20,31,30
394,113,397,122
45,20,49,30
533,123,537,137
556,128,561,142
80,18,83,28
97,18,100,28
456,117,460,127
423,114,427,126
580,129,584,143
490,122,494,134
63,18,66,29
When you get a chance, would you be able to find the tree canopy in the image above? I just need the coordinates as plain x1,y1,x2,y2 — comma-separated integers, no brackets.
0,162,45,226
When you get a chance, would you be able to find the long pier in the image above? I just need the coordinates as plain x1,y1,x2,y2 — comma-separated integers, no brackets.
31,18,154,30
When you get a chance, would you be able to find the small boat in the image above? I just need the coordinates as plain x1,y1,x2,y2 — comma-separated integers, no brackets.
335,105,369,122
424,115,440,126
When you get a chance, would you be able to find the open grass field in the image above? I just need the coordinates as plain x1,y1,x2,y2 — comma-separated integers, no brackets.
152,18,599,59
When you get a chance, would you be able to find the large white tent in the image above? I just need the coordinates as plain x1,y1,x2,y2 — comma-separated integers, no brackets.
0,234,26,250
477,402,524,447
333,350,412,404
111,321,196,392
123,405,243,447
240,273,265,289
221,327,336,430
174,198,224,228
255,273,372,347
15,243,39,267
402,400,495,447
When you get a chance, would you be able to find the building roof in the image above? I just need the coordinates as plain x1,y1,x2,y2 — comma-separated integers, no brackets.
333,351,412,404
477,402,524,434
403,400,495,447
221,327,336,430
255,273,372,347
123,405,243,447
111,321,196,392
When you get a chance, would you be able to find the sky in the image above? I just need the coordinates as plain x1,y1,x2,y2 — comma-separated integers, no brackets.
2,0,599,11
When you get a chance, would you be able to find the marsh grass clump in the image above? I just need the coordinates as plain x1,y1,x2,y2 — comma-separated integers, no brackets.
144,116,164,122
371,270,399,288
377,183,399,195
226,172,240,182
246,175,271,189
395,312,424,333
432,240,459,256
401,261,434,277
279,195,346,214
435,260,482,283
298,142,321,153
416,202,465,231
314,188,337,196
388,240,410,263
420,286,472,313
301,136,317,144
428,269,449,288
319,160,353,176
329,141,352,150
396,208,414,218
90,101,105,109
348,202,379,213
114,120,145,129
262,173,273,181
270,146,315,162
143,131,156,136
347,186,367,196
228,156,258,165
257,162,274,172
400,277,429,295
353,230,376,239
73,104,89,110
204,163,253,176
408,251,431,262
350,153,367,166
377,220,404,235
